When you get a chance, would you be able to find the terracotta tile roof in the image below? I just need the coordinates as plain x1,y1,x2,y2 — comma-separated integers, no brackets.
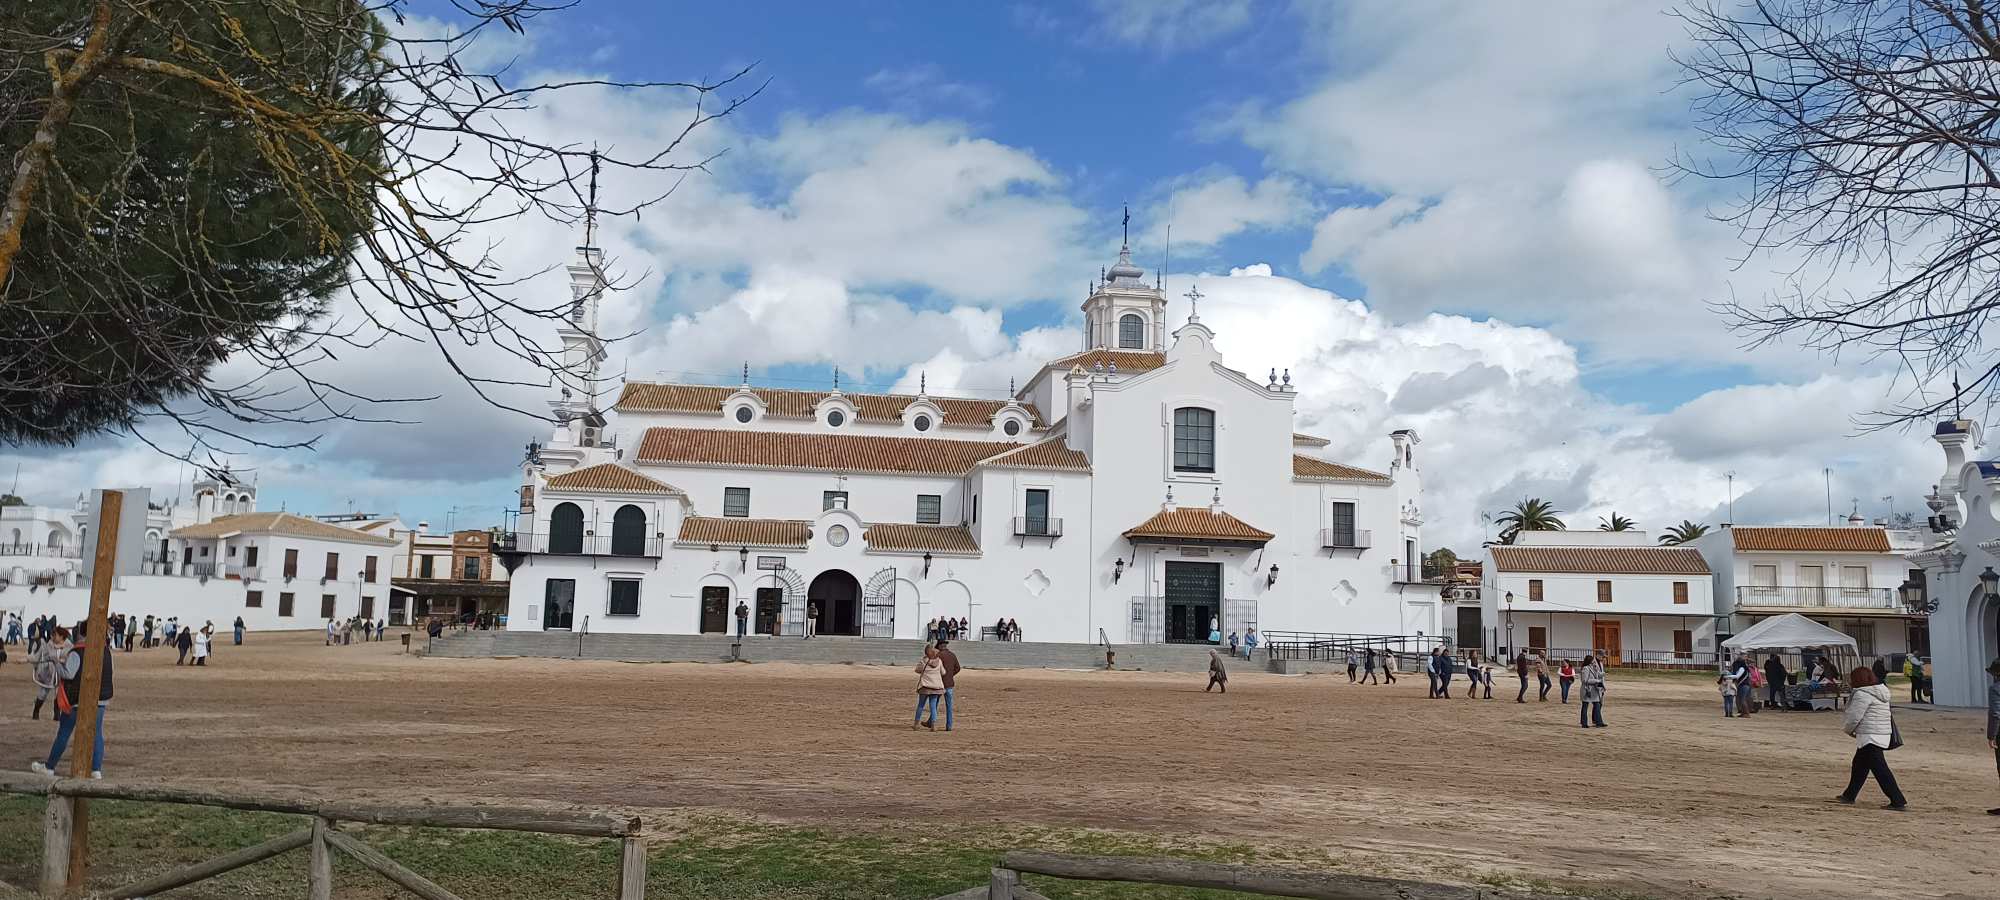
977,435,1091,471
676,516,811,549
544,462,681,495
1292,432,1331,447
1123,508,1275,544
636,428,1086,475
1292,455,1392,483
1729,527,1891,553
863,523,979,554
615,382,1042,427
170,512,399,546
1045,349,1168,374
355,520,393,532
1489,546,1711,576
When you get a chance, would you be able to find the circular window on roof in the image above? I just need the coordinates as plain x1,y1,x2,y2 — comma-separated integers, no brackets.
914,414,932,432
734,405,753,423
827,409,845,427
826,524,849,547
1003,419,1021,436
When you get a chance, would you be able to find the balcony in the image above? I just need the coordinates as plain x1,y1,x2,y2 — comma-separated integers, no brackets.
0,542,83,559
503,532,664,558
1011,516,1063,538
1319,528,1372,550
1735,585,1899,611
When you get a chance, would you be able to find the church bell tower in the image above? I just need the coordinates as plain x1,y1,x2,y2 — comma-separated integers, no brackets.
1081,208,1166,351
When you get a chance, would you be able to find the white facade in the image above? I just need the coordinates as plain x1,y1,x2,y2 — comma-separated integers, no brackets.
1690,525,1922,665
499,236,1432,644
1910,419,2000,706
1481,530,1719,665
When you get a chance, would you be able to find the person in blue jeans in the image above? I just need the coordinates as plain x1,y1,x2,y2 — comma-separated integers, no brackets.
913,647,946,730
32,624,113,778
934,639,962,731
734,601,749,640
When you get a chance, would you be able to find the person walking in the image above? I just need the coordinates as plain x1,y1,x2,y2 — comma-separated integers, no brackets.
912,647,946,730
1205,648,1228,693
1514,650,1531,703
1380,649,1397,684
1227,631,1239,658
1579,655,1607,728
1720,670,1739,718
805,602,819,639
325,618,337,647
192,626,211,667
32,623,112,779
174,625,193,666
1558,658,1575,703
228,615,242,646
1732,654,1757,717
1346,647,1359,683
1464,651,1482,699
1244,628,1259,660
1833,666,1907,809
1985,659,1999,815
1425,647,1441,698
141,615,155,650
1766,654,1789,709
1438,649,1457,699
123,615,136,653
734,601,749,640
1363,647,1379,685
29,626,69,720
934,639,962,731
1533,651,1551,701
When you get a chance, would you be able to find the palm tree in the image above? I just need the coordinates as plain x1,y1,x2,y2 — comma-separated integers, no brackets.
1658,520,1711,545
1598,512,1637,532
1495,498,1565,544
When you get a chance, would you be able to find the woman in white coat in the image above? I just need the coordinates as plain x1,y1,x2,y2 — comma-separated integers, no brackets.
191,626,211,668
1835,666,1906,809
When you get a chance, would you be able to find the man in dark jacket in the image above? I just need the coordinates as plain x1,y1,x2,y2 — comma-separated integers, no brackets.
1763,655,1788,709
1985,659,1999,816
32,622,112,777
934,639,962,731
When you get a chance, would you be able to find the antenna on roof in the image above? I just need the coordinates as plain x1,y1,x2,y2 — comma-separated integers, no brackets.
1160,223,1170,290
583,145,601,250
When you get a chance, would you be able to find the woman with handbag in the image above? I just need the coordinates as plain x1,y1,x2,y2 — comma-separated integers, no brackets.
1834,666,1907,810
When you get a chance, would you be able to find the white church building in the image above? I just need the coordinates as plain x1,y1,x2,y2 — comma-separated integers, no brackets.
1910,418,2000,707
497,234,1435,644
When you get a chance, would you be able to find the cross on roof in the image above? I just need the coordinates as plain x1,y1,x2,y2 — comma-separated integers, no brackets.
1183,283,1204,319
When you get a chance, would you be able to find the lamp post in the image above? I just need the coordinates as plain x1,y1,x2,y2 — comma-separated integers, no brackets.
1504,590,1514,658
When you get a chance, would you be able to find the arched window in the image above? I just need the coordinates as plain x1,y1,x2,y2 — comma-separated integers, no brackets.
610,504,647,556
1118,313,1145,349
548,502,585,554
1173,407,1216,473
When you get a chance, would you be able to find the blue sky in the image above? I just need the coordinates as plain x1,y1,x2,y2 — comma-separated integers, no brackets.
2,1,1951,550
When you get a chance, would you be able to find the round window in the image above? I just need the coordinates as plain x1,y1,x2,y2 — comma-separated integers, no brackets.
1003,419,1021,436
914,414,931,432
734,405,754,423
827,410,845,427
826,524,849,547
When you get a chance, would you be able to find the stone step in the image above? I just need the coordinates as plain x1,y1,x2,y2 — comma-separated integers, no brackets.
425,631,1269,673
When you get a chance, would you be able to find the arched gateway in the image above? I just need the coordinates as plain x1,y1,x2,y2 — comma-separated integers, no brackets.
807,570,862,637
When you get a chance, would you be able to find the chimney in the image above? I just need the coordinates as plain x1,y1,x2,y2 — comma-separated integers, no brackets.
417,521,430,535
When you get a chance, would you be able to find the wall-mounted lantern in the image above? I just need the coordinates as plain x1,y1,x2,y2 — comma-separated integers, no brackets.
1266,564,1280,588
1113,557,1125,584
922,552,933,579
739,546,749,573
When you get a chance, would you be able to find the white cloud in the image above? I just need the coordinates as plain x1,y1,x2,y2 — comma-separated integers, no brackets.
864,64,996,111
1146,172,1313,249
1087,0,1252,51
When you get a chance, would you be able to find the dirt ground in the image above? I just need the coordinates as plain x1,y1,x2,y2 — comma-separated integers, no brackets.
2,632,1995,899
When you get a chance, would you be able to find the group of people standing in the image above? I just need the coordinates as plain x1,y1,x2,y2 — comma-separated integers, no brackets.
326,616,387,645
1419,647,1605,726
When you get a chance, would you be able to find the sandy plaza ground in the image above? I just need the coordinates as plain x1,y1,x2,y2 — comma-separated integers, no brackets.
1,631,1995,899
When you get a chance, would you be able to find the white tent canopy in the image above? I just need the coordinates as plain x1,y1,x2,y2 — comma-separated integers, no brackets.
1722,613,1858,652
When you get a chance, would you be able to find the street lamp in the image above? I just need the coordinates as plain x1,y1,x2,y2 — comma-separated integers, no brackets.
1981,567,1999,602
1504,590,1515,656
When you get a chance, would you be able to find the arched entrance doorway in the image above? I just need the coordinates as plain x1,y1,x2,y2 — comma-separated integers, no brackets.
808,570,862,637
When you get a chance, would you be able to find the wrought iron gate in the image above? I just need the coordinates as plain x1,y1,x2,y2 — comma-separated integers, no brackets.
862,567,898,638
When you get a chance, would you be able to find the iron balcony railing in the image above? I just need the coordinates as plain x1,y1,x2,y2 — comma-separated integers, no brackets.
0,542,83,559
1735,585,1897,610
1318,528,1372,550
1259,631,1448,661
1011,516,1063,538
503,532,664,558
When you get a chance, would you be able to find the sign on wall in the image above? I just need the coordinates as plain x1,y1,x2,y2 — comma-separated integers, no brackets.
756,556,787,571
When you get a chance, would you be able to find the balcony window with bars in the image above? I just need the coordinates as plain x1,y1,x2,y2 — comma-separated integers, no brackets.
1673,581,1689,605
1529,579,1543,601
1023,489,1050,535
917,494,942,525
724,487,751,518
1596,580,1613,603
1172,407,1216,473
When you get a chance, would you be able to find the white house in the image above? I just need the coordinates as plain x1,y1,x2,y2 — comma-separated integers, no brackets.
1481,530,1717,665
1690,524,1925,666
497,233,1435,644
1909,419,2000,707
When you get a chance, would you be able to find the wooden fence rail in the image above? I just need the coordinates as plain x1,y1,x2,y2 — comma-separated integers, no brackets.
987,851,1564,900
1,775,645,899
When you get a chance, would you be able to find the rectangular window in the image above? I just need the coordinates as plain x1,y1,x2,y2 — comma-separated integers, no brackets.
246,590,263,609
1596,580,1613,603
228,544,237,558
420,555,434,578
278,592,295,617
1172,407,1216,473
724,487,751,518
1750,564,1778,590
1528,625,1547,651
917,494,942,525
462,556,480,580
607,579,641,616
365,556,378,583
823,491,848,511
323,552,339,581
1328,502,1356,546
320,594,337,618
1024,489,1050,535
1528,579,1544,601
199,546,210,557
1840,565,1869,594
360,595,375,619
245,545,258,567
1673,581,1690,604
972,494,978,524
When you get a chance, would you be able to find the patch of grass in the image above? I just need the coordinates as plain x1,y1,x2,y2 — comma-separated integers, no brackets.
0,798,1624,899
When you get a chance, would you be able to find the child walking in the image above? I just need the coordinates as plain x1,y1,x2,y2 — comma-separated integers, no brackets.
1719,670,1739,717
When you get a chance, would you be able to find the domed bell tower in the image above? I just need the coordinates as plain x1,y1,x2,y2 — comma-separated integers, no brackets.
1081,207,1166,352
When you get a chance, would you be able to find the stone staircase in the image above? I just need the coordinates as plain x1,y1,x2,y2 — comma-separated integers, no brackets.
423,630,1257,673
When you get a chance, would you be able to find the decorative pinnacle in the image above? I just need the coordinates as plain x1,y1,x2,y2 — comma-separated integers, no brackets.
832,367,840,391
919,371,927,395
741,361,750,386
1009,376,1016,395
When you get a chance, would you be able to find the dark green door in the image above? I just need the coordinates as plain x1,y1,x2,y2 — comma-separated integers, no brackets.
1165,561,1220,644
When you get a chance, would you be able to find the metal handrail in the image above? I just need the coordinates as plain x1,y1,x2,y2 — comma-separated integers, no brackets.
1735,585,1897,609
1010,516,1063,538
500,532,665,557
1318,528,1372,549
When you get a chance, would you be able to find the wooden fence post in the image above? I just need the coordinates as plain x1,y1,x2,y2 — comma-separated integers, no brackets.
618,835,647,899
988,867,1019,900
64,489,122,894
307,818,333,900
40,793,73,897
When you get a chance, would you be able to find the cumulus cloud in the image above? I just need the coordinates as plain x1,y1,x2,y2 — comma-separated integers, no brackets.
1145,172,1314,250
